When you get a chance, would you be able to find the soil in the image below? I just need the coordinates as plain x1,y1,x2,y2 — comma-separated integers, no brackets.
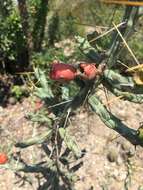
0,91,143,190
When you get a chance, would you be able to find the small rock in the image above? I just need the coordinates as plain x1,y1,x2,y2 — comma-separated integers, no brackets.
118,172,127,181
8,97,17,105
126,148,135,158
121,141,131,152
120,141,135,159
116,156,124,166
107,148,118,162
112,169,119,179
0,107,4,113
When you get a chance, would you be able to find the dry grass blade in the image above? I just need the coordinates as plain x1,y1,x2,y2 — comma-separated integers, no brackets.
74,22,109,29
89,22,125,43
16,72,34,75
104,95,123,107
117,60,130,69
101,0,143,6
16,71,38,90
63,108,71,128
126,64,143,72
127,63,143,84
103,86,112,112
112,22,140,65
133,71,143,85
48,100,72,108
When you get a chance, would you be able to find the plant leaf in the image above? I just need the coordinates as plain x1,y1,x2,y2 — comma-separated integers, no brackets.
61,86,70,100
34,68,54,99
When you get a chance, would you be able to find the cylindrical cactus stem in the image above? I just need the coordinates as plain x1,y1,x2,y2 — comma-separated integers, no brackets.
88,95,143,147
15,129,52,148
107,87,143,103
103,69,143,94
0,162,51,173
103,69,134,90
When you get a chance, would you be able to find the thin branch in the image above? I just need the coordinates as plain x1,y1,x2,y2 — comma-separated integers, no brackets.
104,95,123,107
126,64,143,72
88,22,126,44
112,22,140,65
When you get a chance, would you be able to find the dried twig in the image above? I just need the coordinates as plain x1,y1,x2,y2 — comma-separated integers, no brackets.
112,22,140,65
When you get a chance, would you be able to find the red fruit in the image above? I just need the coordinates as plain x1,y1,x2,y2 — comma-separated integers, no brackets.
80,63,98,79
0,153,8,164
50,61,77,82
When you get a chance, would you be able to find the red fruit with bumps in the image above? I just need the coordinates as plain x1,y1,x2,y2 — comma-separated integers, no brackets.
50,61,77,82
0,153,8,164
79,63,98,79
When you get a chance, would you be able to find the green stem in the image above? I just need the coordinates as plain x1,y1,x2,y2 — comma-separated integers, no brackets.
107,87,143,103
88,95,143,147
15,129,52,148
103,69,143,94
0,163,48,173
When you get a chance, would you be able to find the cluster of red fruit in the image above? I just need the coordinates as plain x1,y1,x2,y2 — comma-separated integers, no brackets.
50,60,101,82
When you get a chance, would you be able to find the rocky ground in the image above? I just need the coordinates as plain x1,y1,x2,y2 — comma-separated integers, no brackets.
0,90,143,190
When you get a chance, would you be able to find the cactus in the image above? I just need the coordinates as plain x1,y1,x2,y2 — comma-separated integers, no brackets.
0,3,143,190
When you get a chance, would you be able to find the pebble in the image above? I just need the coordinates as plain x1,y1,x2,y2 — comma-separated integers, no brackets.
8,97,17,105
107,148,119,163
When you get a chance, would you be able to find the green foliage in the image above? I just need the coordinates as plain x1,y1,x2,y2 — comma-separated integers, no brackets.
61,83,80,100
129,33,143,61
32,48,68,68
27,110,52,125
0,11,26,62
27,0,41,9
75,35,102,63
60,13,79,38
0,0,143,74
0,0,13,17
32,0,49,51
11,85,28,100
48,12,60,46
11,85,23,99
34,68,54,99
87,31,112,51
